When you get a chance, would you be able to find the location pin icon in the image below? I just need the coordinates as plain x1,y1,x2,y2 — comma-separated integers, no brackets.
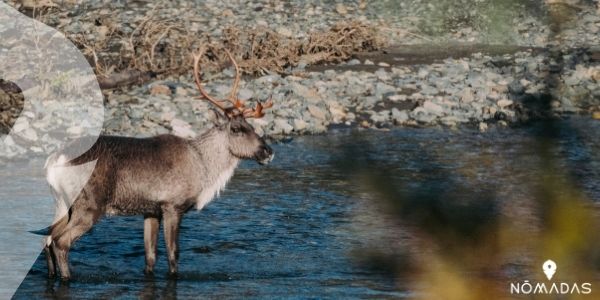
543,260,557,280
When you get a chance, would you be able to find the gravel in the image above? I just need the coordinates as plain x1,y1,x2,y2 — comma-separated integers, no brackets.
91,46,598,141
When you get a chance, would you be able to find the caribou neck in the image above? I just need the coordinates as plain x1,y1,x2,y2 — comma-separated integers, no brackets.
189,128,240,209
191,127,240,171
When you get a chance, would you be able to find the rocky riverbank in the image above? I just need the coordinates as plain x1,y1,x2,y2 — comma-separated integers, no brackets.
100,44,600,140
1,0,600,159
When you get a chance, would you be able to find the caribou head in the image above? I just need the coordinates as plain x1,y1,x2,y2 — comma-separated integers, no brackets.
192,48,274,165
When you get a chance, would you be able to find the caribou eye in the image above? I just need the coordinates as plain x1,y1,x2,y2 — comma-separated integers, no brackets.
231,126,242,134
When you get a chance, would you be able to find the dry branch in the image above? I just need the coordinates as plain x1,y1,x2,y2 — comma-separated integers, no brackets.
70,18,384,88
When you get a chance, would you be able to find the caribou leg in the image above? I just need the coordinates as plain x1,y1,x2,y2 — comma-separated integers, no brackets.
45,215,68,278
52,196,101,280
144,215,160,274
162,206,182,275
44,244,57,278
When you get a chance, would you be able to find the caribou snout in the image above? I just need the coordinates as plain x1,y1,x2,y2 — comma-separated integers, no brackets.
256,144,274,165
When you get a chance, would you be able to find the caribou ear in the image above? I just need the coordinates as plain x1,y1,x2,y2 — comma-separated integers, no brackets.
209,108,229,127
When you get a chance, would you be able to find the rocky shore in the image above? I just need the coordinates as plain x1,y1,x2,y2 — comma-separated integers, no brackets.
99,45,599,139
1,0,600,159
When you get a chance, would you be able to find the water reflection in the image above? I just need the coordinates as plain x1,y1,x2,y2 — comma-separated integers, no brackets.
139,277,177,300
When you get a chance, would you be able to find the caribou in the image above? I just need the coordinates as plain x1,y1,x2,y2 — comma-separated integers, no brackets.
44,48,274,280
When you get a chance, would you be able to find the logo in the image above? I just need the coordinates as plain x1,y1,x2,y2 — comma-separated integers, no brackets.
509,259,592,295
543,259,557,280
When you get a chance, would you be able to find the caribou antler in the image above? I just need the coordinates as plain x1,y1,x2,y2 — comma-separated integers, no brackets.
192,47,273,118
192,48,229,112
242,96,274,118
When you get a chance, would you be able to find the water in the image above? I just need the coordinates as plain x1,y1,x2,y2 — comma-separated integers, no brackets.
8,117,600,299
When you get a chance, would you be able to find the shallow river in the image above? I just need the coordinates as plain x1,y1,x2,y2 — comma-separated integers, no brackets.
7,117,600,299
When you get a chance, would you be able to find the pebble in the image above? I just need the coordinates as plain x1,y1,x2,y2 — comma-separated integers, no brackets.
237,88,253,101
508,81,525,95
423,101,444,116
161,111,176,122
591,68,600,82
274,119,294,134
335,4,348,15
3,136,15,147
256,75,279,84
414,113,437,124
375,82,395,95
293,119,307,131
221,9,234,17
150,84,171,96
479,122,488,132
277,27,293,37
175,86,189,96
461,88,475,103
307,105,327,120
375,69,390,81
440,116,459,126
328,106,346,122
293,83,320,101
30,146,43,153
370,110,389,123
387,94,407,102
67,126,84,136
497,99,513,108
391,108,409,124
18,128,38,141
347,59,361,66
